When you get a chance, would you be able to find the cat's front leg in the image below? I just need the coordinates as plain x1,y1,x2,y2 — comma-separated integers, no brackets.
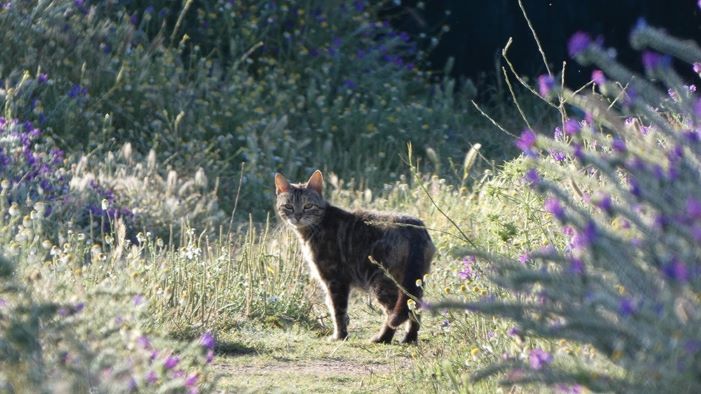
325,280,350,340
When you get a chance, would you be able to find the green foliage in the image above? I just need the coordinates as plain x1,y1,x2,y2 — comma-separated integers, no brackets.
0,0,520,217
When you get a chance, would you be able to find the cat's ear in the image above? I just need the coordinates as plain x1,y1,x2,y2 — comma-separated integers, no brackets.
306,170,324,195
275,173,291,195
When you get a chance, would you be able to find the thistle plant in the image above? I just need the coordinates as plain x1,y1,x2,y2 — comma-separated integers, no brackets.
442,17,701,393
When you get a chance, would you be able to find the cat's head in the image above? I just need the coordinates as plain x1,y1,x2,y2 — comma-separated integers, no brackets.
274,170,327,229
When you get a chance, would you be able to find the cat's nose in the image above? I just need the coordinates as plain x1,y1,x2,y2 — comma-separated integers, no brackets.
294,213,302,221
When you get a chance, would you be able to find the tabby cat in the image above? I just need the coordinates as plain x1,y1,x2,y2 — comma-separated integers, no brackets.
275,170,435,343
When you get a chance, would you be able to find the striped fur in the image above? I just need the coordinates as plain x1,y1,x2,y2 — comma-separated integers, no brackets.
275,171,435,344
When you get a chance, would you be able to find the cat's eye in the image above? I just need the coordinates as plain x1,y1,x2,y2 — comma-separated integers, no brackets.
281,204,293,210
303,203,314,210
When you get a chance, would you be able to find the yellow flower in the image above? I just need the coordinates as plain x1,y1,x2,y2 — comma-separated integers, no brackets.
444,287,451,294
470,347,480,357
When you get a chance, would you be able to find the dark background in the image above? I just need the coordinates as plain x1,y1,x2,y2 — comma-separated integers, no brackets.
388,0,701,86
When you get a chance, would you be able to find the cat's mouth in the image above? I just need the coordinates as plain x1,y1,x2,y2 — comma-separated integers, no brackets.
287,218,309,228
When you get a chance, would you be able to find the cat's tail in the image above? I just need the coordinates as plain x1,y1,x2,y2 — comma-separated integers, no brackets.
389,234,435,328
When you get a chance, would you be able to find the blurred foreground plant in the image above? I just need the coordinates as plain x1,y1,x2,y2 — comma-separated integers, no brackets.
434,16,701,393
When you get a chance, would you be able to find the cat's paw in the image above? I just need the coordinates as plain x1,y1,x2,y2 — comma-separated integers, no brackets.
327,333,348,342
399,334,418,345
370,333,393,344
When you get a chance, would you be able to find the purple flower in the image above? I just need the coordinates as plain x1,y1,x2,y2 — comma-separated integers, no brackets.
185,373,198,387
569,258,584,274
612,138,626,153
130,13,139,26
591,69,606,85
662,259,689,283
563,119,580,135
618,297,636,317
132,294,145,305
694,62,701,74
342,79,357,90
549,149,566,162
557,384,582,394
200,331,216,350
507,326,522,337
137,335,152,349
544,198,565,220
458,256,476,280
642,51,671,71
206,349,215,364
685,340,701,354
595,194,612,214
68,84,87,98
163,355,180,370
568,32,591,57
518,253,529,265
538,74,555,97
515,129,537,153
37,73,48,84
523,168,540,186
629,177,641,198
353,0,365,12
146,370,157,384
687,198,701,220
528,348,552,370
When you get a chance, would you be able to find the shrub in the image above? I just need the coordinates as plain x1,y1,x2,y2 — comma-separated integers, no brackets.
446,17,701,393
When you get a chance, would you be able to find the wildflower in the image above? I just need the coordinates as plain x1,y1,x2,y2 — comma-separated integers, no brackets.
563,119,580,135
518,253,528,264
206,349,215,363
568,32,591,57
37,73,48,84
618,297,636,317
611,138,626,153
694,62,701,74
687,198,701,220
662,259,689,283
684,340,701,354
67,84,87,98
523,168,540,186
528,348,552,370
185,373,198,388
163,355,180,370
642,51,671,71
591,69,606,85
470,347,480,357
458,256,476,280
549,149,566,162
136,335,152,349
544,197,565,220
146,370,157,384
594,194,613,214
507,326,521,337
515,129,537,153
132,294,145,305
569,258,584,274
537,74,555,97
200,331,216,350
553,126,564,140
